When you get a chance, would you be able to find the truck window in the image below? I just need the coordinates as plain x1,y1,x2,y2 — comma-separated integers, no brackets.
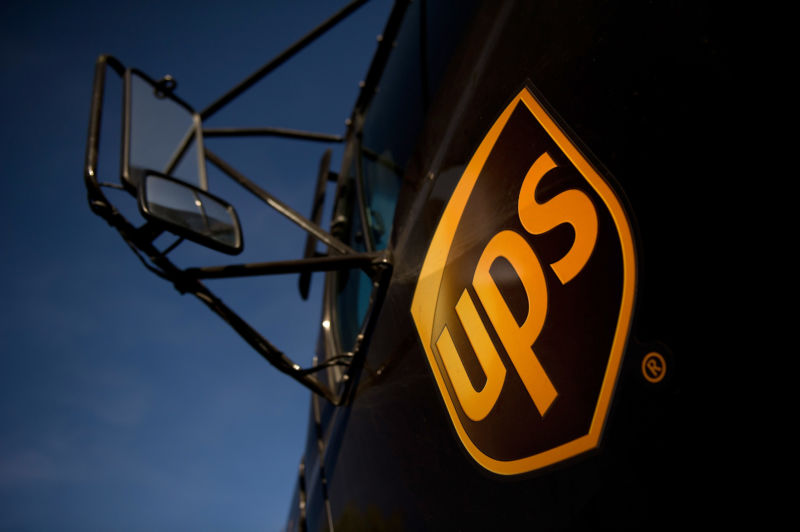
330,0,478,356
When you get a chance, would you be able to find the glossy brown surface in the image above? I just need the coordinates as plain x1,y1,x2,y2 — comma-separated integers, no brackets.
291,1,740,528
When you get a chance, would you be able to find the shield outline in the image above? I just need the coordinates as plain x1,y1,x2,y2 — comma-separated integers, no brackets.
410,86,637,475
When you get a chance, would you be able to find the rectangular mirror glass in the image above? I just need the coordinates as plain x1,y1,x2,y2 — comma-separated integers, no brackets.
139,173,243,254
124,70,207,190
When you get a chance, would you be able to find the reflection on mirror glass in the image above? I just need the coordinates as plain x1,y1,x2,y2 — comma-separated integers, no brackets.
129,73,204,188
144,174,241,251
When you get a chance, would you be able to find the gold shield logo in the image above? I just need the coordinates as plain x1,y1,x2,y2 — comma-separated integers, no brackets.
411,87,636,474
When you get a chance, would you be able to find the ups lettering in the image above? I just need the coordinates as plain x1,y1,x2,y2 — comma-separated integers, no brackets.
436,152,598,421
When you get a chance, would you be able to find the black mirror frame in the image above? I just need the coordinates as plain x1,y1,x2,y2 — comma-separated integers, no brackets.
138,171,244,255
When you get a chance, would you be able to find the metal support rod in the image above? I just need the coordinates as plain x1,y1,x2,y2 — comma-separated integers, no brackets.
200,0,370,120
85,55,124,187
185,252,386,279
181,279,339,403
352,0,410,113
204,148,355,255
354,136,375,252
203,127,344,143
164,124,196,176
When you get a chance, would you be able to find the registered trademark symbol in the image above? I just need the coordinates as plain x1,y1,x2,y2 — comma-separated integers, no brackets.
641,352,666,383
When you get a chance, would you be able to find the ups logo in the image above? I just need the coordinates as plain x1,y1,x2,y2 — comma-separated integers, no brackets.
411,87,636,475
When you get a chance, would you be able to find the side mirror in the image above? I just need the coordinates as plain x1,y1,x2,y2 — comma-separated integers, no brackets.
124,69,207,191
138,172,243,255
84,55,389,405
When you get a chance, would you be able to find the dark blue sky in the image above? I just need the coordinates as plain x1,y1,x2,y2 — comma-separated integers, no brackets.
1,1,392,529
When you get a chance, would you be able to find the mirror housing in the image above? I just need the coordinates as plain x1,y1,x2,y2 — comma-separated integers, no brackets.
138,172,243,255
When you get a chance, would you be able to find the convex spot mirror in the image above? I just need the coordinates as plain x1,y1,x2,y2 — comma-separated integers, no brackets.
123,69,207,191
139,172,243,255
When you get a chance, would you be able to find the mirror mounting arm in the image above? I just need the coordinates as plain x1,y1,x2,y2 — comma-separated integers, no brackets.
203,127,343,144
85,180,344,400
205,148,355,255
81,197,351,403
175,249,392,405
86,179,369,404
199,0,370,120
184,250,390,280
182,277,342,404
83,194,347,402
